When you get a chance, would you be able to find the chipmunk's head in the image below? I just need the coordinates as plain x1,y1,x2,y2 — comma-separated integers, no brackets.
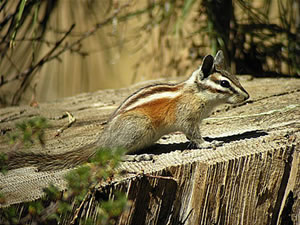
189,50,249,104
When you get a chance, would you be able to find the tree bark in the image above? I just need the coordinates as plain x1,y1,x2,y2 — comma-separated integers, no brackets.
0,76,299,225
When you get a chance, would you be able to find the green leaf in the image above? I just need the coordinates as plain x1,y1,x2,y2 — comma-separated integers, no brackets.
10,0,27,47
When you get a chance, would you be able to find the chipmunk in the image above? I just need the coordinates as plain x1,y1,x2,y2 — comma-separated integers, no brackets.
7,50,249,171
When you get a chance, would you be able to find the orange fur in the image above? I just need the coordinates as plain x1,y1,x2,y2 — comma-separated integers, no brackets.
129,97,178,128
111,84,184,118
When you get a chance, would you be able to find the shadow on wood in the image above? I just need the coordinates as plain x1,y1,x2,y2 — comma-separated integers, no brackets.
0,77,299,225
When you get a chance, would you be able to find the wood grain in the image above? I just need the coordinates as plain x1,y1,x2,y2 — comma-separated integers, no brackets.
0,77,299,225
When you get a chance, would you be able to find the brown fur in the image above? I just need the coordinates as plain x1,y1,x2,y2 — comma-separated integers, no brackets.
6,50,249,172
112,84,183,119
129,97,177,128
199,83,229,94
209,73,220,83
7,142,97,171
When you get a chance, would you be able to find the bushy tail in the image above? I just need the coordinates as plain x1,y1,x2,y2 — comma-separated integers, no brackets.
7,143,98,171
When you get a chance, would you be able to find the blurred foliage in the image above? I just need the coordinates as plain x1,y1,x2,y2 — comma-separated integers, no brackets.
0,152,8,174
0,0,58,105
0,116,128,224
0,116,49,174
0,147,128,225
132,0,300,78
0,0,299,106
8,116,49,147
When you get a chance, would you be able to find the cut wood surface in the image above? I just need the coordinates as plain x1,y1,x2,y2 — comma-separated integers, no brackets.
0,76,299,225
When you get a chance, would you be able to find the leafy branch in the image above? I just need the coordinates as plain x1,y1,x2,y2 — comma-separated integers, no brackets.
0,116,128,224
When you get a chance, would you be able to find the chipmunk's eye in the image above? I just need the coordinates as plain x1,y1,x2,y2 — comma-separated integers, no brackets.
220,80,230,88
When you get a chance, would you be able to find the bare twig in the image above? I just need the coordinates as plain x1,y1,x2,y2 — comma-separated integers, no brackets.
10,23,75,105
70,189,94,225
55,112,76,137
45,3,130,63
1,3,130,105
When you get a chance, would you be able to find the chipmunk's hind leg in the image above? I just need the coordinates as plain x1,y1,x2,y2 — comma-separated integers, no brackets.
101,113,156,153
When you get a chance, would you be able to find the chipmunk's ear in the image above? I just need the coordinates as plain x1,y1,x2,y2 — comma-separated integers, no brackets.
214,50,225,70
201,54,214,79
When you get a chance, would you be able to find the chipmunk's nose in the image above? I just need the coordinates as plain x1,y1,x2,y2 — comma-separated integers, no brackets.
244,91,250,101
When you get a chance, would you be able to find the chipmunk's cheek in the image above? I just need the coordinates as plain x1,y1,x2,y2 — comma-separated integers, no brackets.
226,98,234,104
229,94,249,104
227,96,242,104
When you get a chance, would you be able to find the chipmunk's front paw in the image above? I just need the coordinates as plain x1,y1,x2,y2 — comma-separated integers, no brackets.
194,140,224,149
122,154,154,162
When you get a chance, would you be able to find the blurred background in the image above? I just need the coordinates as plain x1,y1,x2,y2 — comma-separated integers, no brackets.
0,0,299,106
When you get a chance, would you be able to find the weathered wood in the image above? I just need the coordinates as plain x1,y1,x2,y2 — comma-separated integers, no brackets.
0,77,299,225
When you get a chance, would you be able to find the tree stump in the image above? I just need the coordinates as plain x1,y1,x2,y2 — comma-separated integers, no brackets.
0,77,299,225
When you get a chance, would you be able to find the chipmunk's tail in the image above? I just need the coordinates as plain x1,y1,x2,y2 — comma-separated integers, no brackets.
7,143,98,172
